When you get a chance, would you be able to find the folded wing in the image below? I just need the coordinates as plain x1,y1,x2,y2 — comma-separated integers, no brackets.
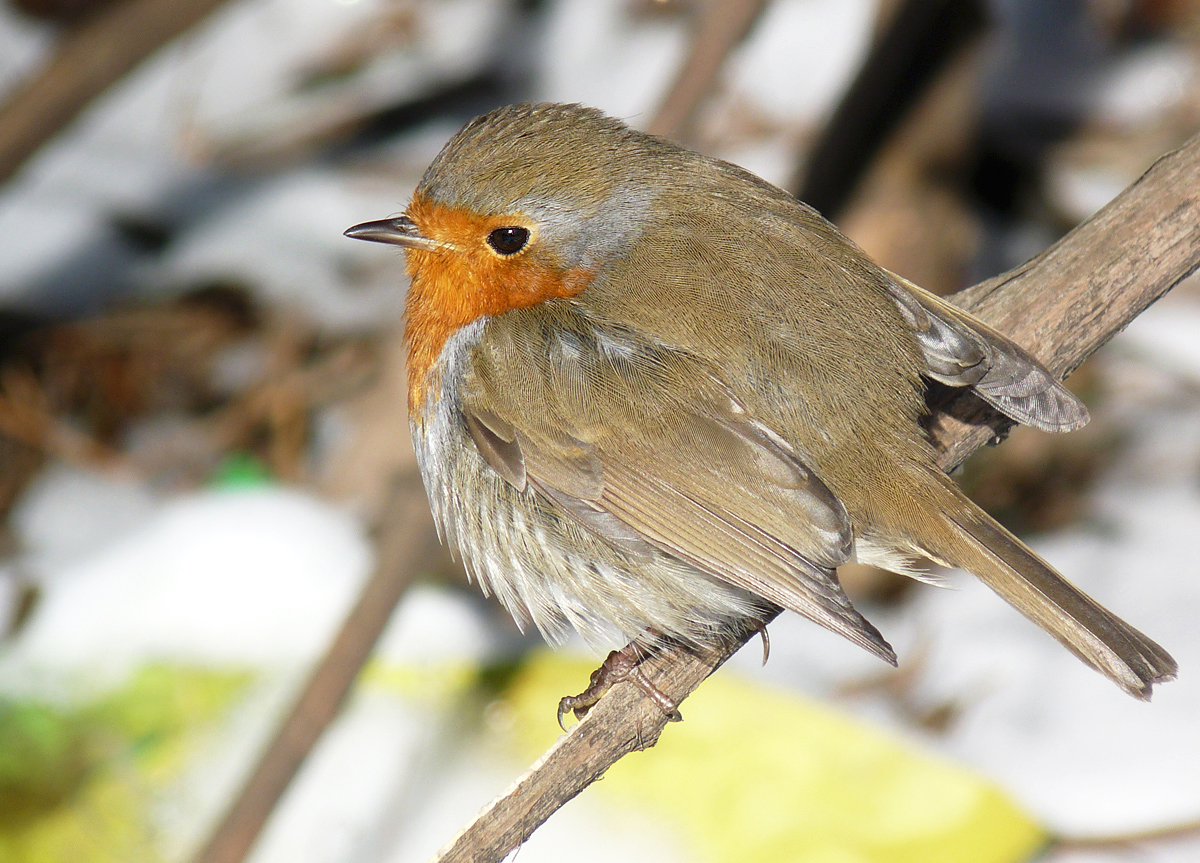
462,311,895,663
886,273,1089,432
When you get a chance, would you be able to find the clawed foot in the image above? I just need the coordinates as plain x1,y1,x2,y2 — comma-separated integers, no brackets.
557,643,682,730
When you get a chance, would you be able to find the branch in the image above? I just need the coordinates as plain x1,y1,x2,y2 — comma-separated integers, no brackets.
791,0,988,219
1051,817,1200,855
645,0,768,141
0,0,235,184
432,130,1200,863
191,471,442,863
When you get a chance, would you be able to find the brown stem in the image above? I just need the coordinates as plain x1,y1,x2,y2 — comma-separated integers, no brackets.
645,0,769,141
0,0,235,184
1050,817,1200,853
430,130,1200,863
189,472,441,863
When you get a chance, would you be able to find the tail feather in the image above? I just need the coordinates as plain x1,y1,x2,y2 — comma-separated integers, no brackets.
936,491,1176,700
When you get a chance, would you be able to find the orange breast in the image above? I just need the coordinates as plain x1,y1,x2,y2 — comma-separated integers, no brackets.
403,195,594,413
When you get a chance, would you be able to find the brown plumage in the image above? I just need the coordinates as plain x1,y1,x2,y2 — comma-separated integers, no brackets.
346,102,1176,702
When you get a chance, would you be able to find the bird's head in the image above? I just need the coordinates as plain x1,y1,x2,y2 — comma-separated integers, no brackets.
345,103,666,410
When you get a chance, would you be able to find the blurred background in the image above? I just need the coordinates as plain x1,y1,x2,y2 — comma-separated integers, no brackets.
0,1,1198,861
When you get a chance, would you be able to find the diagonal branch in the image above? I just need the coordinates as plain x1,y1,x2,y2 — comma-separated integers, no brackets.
432,130,1200,863
645,0,769,141
0,0,236,185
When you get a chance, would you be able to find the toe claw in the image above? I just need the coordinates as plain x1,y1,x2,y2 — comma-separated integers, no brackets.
758,624,770,666
556,642,683,726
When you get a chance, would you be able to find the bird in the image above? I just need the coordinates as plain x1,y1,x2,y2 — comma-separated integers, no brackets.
345,102,1175,722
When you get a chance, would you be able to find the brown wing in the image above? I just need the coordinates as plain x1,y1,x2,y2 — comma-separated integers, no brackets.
886,273,1089,432
461,306,895,663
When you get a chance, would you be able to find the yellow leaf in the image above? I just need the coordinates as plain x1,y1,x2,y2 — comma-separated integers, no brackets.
501,653,1046,863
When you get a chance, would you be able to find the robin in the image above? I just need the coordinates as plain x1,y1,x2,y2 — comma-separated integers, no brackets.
346,102,1175,724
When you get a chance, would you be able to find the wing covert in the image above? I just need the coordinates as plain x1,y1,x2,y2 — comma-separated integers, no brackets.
460,309,895,663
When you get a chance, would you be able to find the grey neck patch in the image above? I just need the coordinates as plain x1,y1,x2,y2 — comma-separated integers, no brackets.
513,184,655,272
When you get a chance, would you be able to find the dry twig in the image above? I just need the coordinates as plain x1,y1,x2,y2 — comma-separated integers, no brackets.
430,131,1200,863
0,0,235,183
646,0,769,141
0,367,120,469
190,470,442,863
1051,817,1200,854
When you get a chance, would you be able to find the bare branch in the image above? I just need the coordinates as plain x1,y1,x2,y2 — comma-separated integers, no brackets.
645,0,769,141
191,472,442,863
431,130,1200,863
0,0,235,184
1051,816,1200,855
791,0,987,219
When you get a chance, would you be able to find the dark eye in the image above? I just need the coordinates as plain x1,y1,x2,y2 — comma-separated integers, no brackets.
487,226,530,256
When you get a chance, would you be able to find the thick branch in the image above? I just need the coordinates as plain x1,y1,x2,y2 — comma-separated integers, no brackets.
791,0,987,219
433,131,1200,863
929,133,1200,468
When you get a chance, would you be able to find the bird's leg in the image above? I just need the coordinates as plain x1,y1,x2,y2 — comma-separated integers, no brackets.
558,639,682,730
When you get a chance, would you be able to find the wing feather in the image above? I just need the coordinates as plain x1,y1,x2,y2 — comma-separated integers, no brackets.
598,465,894,661
887,273,1089,432
461,311,895,663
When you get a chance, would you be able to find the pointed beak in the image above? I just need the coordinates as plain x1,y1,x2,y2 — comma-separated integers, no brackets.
343,215,441,250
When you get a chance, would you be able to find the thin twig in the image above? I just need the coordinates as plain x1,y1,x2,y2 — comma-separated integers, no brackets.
190,470,442,863
1051,818,1200,853
0,369,121,469
0,0,236,184
130,340,375,479
430,131,1200,863
645,0,769,141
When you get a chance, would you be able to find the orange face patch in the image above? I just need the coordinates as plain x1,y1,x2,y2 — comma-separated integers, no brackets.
403,194,594,413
